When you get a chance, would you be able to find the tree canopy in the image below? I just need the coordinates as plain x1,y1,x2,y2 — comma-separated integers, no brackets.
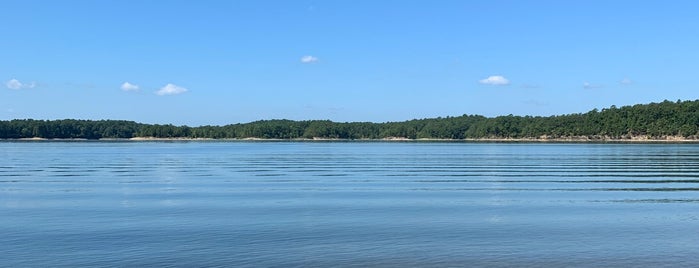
1,99,698,140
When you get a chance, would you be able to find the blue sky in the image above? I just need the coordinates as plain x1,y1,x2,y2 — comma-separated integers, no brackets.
2,1,699,126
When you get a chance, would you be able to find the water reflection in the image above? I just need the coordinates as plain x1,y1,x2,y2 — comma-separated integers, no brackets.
2,142,699,266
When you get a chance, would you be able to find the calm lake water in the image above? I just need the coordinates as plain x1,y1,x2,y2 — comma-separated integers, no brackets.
2,142,699,267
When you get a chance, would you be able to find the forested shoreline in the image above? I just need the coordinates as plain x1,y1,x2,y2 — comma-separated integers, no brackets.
2,100,699,140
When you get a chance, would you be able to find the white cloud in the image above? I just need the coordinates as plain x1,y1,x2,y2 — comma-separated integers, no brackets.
583,82,603,89
300,55,319,63
5,79,21,89
5,79,35,90
479,75,510,86
620,78,633,85
120,82,140,91
156,83,188,96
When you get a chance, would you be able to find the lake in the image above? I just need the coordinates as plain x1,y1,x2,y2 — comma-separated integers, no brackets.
2,141,699,267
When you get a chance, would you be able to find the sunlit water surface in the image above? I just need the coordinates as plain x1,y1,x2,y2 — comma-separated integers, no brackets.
2,142,699,267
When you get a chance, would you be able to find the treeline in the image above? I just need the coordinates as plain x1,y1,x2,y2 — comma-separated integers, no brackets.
1,99,699,140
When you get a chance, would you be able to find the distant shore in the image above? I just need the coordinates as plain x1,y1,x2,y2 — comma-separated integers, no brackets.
4,135,699,143
4,100,699,142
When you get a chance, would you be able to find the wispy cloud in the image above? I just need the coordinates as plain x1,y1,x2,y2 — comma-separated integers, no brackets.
156,83,188,96
523,99,549,107
620,78,633,85
300,55,319,63
5,79,36,90
479,75,510,86
520,83,540,89
120,82,140,91
583,82,603,89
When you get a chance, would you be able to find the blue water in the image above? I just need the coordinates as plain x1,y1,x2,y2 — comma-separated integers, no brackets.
2,142,699,267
